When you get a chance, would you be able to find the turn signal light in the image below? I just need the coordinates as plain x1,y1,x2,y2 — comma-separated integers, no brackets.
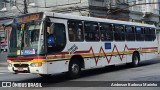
30,63,42,67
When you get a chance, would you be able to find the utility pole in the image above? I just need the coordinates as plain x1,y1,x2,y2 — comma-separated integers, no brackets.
44,0,46,8
24,0,28,14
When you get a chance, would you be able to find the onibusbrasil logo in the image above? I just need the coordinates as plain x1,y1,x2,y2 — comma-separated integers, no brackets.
1,82,42,88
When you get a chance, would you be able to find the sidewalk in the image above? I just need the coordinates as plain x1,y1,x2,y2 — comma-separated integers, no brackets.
0,52,7,67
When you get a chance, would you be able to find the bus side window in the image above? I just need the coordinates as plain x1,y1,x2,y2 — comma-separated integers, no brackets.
114,25,125,41
150,28,156,41
68,20,84,42
135,27,144,41
144,28,150,41
141,28,145,41
126,26,135,41
100,23,113,41
84,22,100,41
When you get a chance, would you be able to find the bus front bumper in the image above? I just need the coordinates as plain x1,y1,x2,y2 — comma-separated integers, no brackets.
8,62,47,74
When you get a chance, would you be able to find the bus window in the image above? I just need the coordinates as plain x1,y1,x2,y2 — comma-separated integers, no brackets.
150,28,156,41
135,27,144,41
100,23,113,41
84,22,100,41
68,20,84,42
144,27,150,41
114,25,125,41
126,26,135,41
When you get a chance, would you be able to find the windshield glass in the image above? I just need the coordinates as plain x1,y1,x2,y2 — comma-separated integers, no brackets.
8,21,44,56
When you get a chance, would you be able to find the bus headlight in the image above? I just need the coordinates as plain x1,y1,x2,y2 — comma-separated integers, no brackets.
8,63,12,67
30,63,42,67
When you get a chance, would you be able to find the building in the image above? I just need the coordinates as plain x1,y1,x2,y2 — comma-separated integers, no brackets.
88,0,130,21
0,0,89,18
129,0,159,24
33,0,89,15
1,0,160,26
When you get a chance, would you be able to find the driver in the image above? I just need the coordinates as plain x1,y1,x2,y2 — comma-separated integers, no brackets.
47,34,55,44
47,26,55,44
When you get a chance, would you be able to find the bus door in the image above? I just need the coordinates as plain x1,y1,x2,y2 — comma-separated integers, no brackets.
45,18,68,74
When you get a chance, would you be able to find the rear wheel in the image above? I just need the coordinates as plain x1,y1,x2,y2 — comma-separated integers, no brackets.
68,60,81,79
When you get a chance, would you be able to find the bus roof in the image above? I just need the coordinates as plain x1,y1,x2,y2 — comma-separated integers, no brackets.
44,12,155,28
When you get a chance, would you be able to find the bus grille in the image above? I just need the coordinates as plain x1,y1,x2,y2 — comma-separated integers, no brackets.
14,64,29,67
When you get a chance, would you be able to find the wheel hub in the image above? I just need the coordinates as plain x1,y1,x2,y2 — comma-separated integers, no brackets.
72,64,79,74
134,56,139,65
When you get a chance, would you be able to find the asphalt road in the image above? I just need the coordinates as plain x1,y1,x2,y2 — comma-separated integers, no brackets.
0,57,160,90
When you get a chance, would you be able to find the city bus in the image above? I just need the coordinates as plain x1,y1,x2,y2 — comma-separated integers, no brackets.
7,12,158,78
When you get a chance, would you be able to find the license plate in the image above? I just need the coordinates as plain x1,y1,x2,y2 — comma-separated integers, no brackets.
17,68,24,71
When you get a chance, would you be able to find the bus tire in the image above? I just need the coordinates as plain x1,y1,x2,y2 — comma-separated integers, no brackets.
68,60,81,79
39,74,51,78
132,53,140,67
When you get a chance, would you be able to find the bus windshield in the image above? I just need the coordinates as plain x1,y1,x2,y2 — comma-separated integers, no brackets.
8,21,44,56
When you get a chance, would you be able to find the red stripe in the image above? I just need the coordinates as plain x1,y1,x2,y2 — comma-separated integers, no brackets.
128,48,137,50
74,50,90,54
7,56,46,61
128,47,158,50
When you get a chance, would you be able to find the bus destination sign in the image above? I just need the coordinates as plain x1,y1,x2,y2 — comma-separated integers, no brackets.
18,13,41,23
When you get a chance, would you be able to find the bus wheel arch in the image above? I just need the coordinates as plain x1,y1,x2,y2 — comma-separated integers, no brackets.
68,55,84,79
69,55,85,69
132,51,140,67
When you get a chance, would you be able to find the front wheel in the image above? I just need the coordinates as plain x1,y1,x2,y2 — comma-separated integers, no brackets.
68,61,81,79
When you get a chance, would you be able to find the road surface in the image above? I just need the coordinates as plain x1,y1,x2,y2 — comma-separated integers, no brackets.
0,57,160,90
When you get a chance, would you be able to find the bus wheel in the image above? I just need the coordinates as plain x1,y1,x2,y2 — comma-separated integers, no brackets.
132,53,140,67
68,60,81,79
39,74,51,78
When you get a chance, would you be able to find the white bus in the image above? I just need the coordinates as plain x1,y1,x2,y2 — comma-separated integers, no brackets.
7,12,158,78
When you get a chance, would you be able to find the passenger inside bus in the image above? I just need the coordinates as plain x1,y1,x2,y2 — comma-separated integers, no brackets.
95,33,100,40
